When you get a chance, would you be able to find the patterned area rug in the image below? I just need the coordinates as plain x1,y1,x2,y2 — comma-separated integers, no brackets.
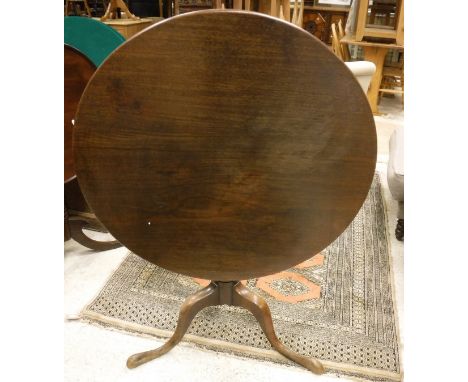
82,174,402,381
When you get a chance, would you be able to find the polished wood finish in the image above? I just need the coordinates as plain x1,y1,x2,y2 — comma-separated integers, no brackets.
127,281,325,374
74,10,376,281
64,45,96,183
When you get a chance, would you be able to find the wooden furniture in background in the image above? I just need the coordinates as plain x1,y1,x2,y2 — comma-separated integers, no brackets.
74,10,376,374
101,0,139,20
355,0,403,45
65,0,92,16
87,0,108,17
98,17,153,38
125,0,163,17
337,19,351,60
336,14,403,110
303,10,326,41
302,4,349,43
340,33,403,114
291,0,305,27
379,52,404,103
330,22,343,59
369,0,394,25
209,0,297,22
175,0,211,15
331,22,377,94
174,0,300,23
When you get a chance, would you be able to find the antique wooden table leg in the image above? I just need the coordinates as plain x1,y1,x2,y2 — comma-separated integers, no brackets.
127,281,325,374
127,282,219,368
232,282,325,374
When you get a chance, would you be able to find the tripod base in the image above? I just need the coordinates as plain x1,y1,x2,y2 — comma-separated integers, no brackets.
127,281,325,374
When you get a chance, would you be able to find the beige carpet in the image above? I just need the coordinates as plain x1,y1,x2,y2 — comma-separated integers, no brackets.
81,174,401,382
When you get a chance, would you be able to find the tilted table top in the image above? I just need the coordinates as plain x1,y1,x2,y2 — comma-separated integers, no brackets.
74,10,376,281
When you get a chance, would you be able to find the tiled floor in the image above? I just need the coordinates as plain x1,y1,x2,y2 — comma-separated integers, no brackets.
64,95,404,382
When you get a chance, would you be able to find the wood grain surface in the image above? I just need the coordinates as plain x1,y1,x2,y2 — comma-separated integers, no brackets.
64,44,96,183
74,10,376,281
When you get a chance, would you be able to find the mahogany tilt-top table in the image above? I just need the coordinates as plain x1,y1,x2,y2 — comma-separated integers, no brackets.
74,10,376,374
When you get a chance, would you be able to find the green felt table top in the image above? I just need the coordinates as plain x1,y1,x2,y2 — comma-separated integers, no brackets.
64,16,125,67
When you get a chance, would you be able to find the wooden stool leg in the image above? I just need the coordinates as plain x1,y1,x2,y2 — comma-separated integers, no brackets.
127,282,220,369
232,282,325,374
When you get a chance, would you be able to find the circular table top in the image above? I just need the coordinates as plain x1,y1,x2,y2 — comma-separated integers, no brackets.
74,10,376,281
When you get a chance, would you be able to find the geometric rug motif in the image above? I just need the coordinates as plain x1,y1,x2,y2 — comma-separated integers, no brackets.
82,174,402,381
